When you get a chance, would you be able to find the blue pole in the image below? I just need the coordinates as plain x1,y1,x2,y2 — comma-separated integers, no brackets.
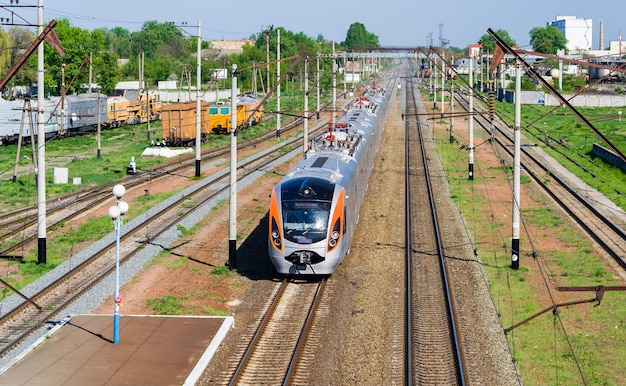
113,209,121,344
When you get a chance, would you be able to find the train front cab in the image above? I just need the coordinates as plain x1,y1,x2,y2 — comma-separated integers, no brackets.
209,104,230,134
269,176,346,275
107,97,130,128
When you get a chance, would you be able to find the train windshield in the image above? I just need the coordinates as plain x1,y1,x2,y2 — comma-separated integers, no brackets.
282,201,331,244
280,177,335,244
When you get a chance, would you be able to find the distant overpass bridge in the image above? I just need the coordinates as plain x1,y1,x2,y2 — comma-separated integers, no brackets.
318,47,428,60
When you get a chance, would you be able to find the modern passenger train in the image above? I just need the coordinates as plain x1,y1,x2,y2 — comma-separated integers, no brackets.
268,79,392,275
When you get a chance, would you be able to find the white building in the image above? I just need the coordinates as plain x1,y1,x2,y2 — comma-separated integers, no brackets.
550,16,593,52
344,61,361,83
587,40,626,58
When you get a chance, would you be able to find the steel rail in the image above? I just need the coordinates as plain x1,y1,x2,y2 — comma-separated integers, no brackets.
407,79,466,384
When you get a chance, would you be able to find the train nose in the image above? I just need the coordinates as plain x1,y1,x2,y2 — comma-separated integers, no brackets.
285,250,323,265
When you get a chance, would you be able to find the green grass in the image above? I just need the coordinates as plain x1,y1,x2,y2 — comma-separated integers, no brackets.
4,215,114,289
0,124,166,209
434,124,626,385
494,101,626,211
166,256,187,269
176,224,192,237
3,185,192,290
521,207,562,228
0,123,193,290
202,306,230,316
146,295,189,315
211,266,232,277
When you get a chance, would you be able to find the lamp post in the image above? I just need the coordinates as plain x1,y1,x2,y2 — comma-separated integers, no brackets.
108,184,129,345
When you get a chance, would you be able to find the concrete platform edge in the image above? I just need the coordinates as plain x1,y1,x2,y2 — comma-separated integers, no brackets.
0,314,74,376
184,315,234,385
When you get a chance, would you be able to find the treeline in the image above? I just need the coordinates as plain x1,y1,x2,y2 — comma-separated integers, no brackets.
0,19,380,97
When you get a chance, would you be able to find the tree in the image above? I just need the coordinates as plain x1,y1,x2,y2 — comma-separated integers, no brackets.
11,19,120,96
448,46,465,55
7,27,36,88
245,26,327,94
342,22,380,51
93,51,119,95
0,28,11,76
37,18,94,94
529,25,567,54
99,26,132,58
478,29,516,52
129,21,186,60
3,20,371,99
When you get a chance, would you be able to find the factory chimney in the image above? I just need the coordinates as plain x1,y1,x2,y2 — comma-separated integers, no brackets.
599,19,604,50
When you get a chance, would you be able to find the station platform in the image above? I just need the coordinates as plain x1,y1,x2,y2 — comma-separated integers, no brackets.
0,314,233,385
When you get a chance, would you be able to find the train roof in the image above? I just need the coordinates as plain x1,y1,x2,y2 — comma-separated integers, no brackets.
65,93,107,103
237,94,261,103
161,100,210,111
279,175,336,201
0,98,61,136
282,85,386,186
108,96,130,102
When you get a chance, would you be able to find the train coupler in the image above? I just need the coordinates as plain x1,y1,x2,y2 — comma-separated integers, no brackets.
297,251,312,265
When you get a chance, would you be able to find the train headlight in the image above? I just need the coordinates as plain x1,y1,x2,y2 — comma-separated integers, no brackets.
327,218,341,252
270,217,283,251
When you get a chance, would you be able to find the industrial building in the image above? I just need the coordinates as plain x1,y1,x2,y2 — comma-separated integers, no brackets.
550,15,593,52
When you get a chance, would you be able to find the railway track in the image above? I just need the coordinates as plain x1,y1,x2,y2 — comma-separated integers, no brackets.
0,118,334,361
225,279,328,385
0,111,329,258
454,93,626,268
405,79,465,384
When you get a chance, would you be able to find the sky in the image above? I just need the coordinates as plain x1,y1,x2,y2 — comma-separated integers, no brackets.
5,0,626,50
